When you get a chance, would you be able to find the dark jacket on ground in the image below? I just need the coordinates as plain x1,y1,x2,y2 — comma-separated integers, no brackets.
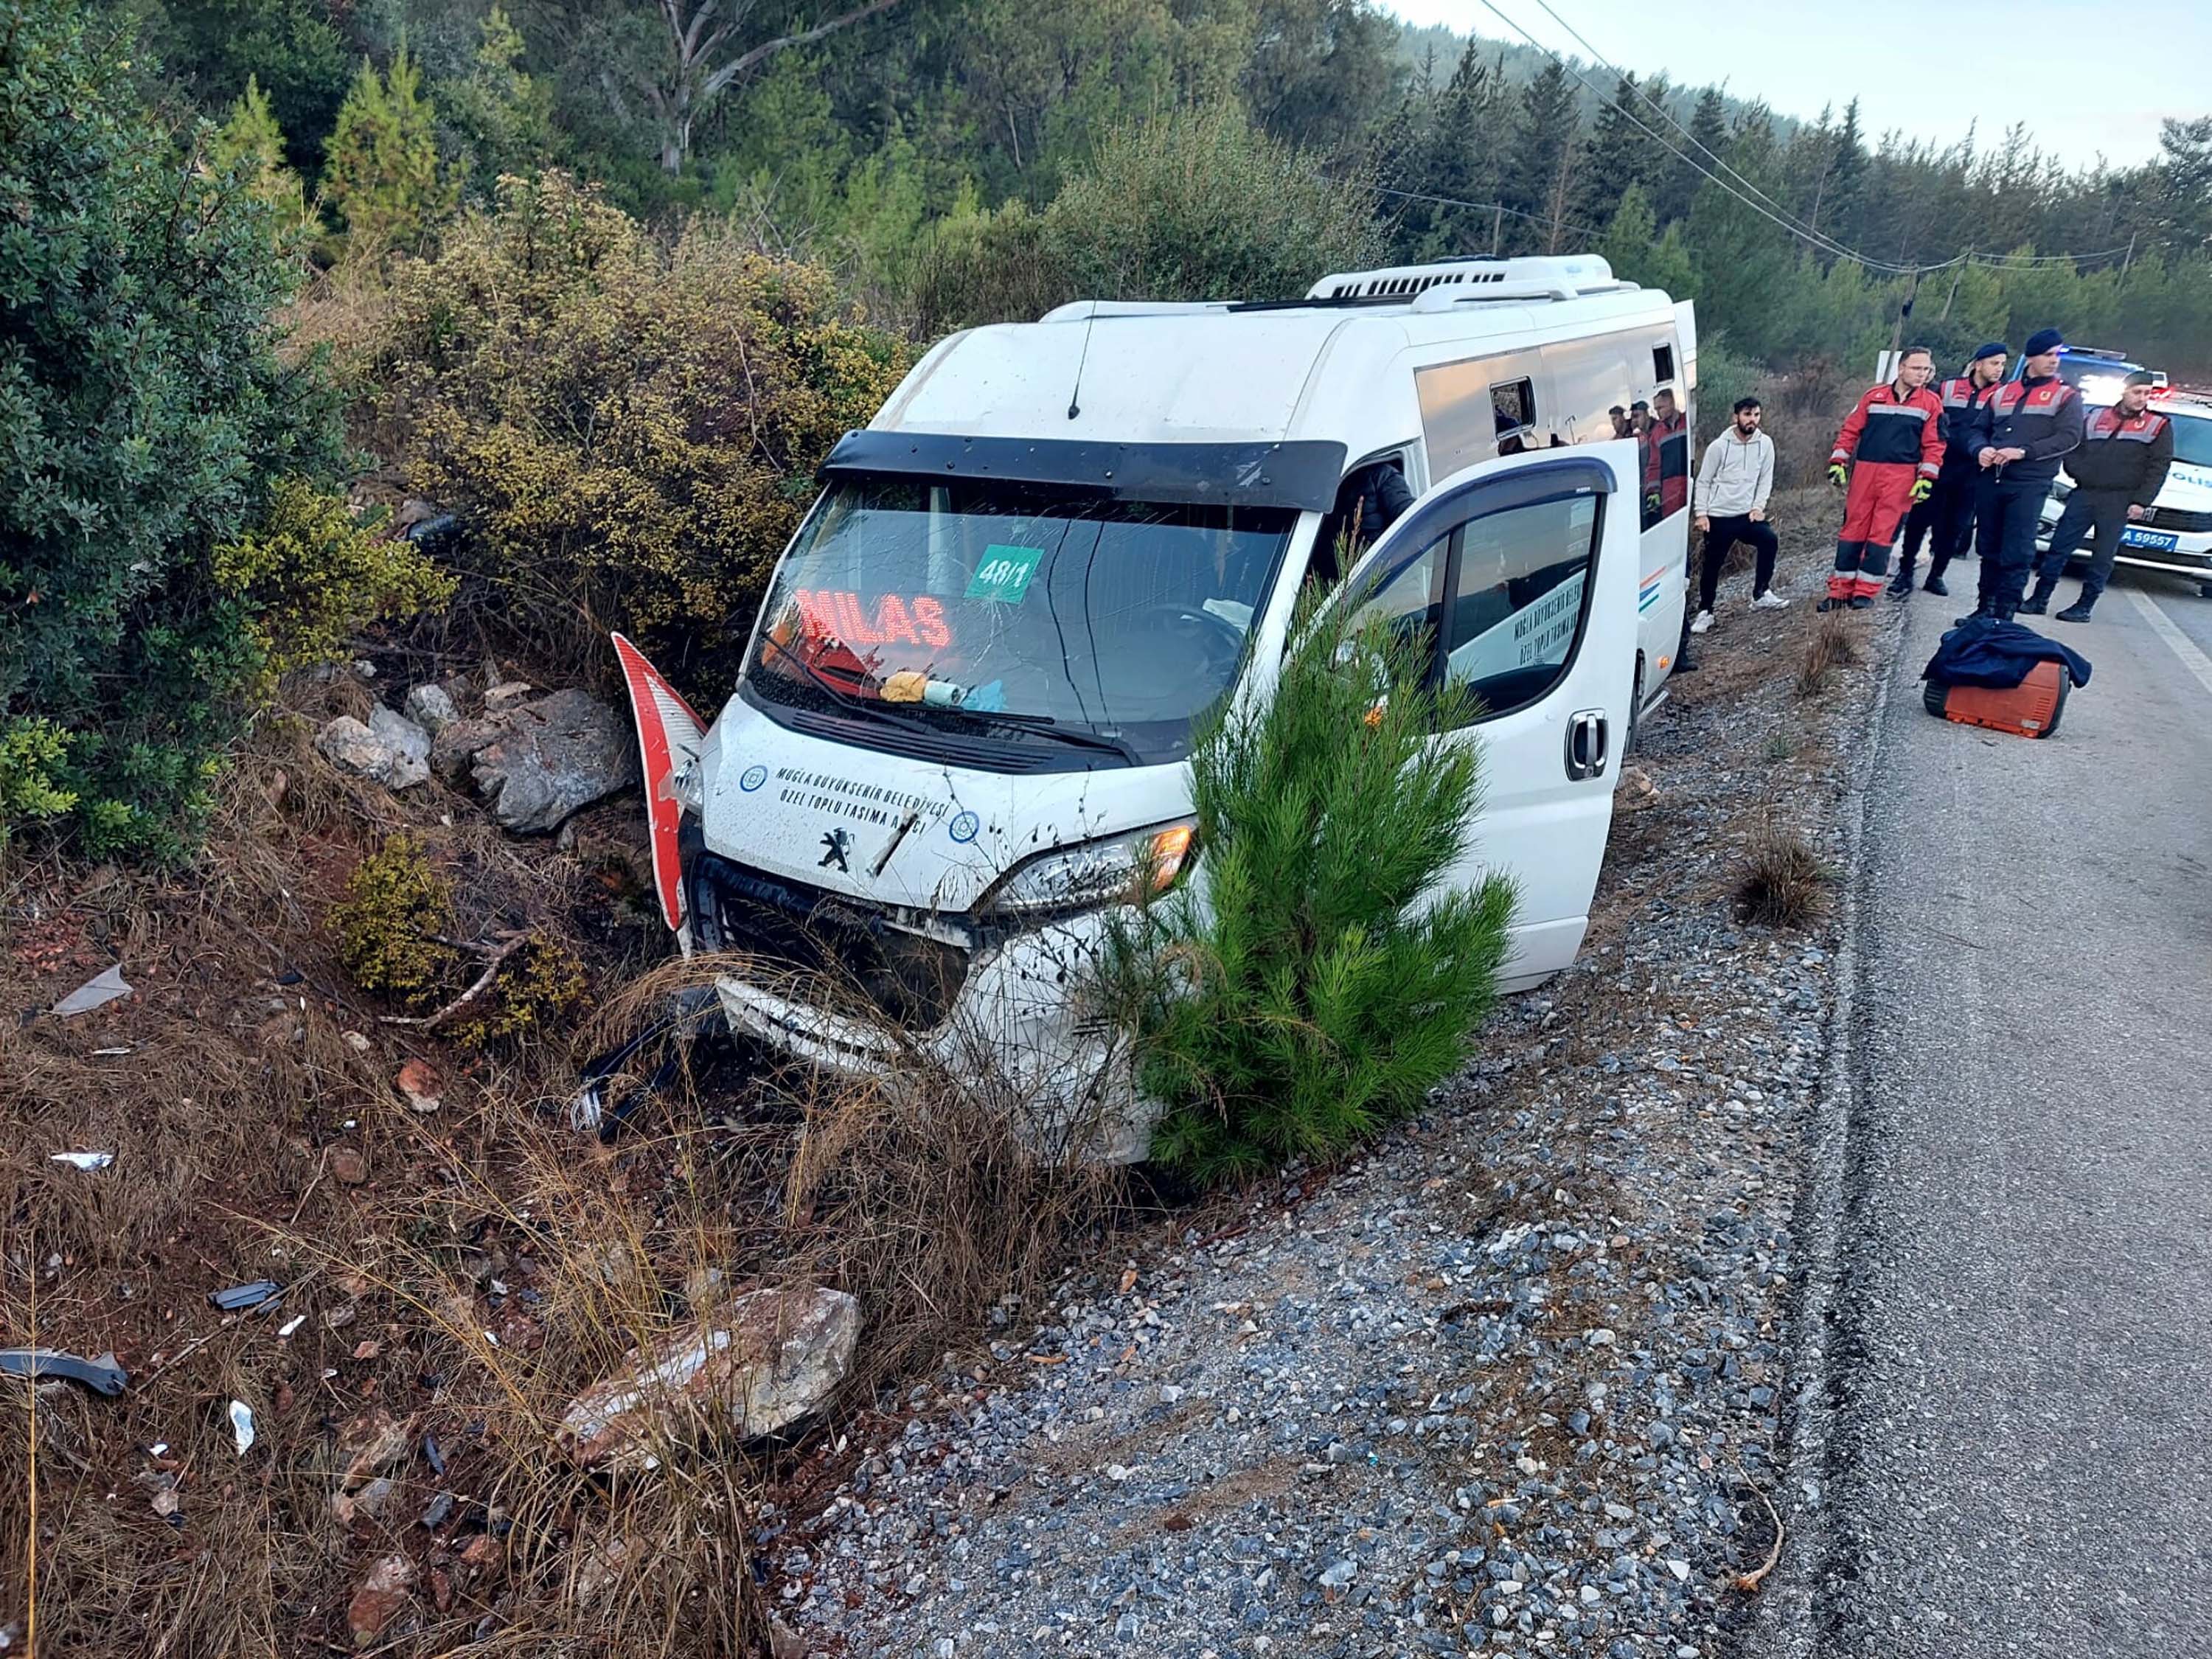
2062,406,2175,504
1923,616,2093,690
1966,373,2085,485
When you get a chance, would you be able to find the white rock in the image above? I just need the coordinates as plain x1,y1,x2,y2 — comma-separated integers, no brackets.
402,682,460,734
558,1286,860,1472
316,706,431,790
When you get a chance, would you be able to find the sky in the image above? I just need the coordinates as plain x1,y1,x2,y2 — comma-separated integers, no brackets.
1380,0,2208,169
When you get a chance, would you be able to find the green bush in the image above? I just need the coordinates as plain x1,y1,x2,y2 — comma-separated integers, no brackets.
907,102,1385,333
0,0,353,860
365,170,911,687
333,835,459,1008
0,719,76,848
1097,597,1516,1186
452,934,590,1049
213,479,455,681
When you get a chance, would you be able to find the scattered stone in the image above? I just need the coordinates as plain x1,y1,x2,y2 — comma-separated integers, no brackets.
347,1553,416,1646
431,717,503,783
558,1286,860,1471
572,1537,630,1604
1616,764,1661,812
482,680,537,714
394,1058,442,1114
337,1408,414,1494
331,1476,397,1526
330,1147,369,1186
316,706,431,791
402,682,460,734
469,689,639,834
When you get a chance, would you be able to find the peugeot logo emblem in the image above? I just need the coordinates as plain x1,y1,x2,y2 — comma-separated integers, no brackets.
818,827,853,874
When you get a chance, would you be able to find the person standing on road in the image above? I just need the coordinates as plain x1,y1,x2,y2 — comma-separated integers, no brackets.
1685,397,1783,648
1891,341,2007,599
1960,328,2086,623
1823,347,1944,611
2020,371,2173,622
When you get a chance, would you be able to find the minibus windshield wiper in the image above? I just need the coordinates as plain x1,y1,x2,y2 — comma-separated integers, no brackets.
927,707,1144,767
757,636,944,741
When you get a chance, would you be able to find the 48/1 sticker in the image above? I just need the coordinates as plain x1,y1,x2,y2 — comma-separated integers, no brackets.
966,544,1045,604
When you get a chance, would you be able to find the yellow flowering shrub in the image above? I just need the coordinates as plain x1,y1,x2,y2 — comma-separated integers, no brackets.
365,171,911,684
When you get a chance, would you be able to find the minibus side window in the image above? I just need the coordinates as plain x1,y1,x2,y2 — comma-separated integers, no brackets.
1341,535,1447,667
1439,495,1601,723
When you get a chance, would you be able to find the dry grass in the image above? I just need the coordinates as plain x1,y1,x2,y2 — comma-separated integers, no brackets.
1736,820,1831,930
1795,608,1867,698
1,679,1125,1655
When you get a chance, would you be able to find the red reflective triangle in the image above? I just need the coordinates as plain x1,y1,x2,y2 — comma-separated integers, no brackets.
611,633,706,933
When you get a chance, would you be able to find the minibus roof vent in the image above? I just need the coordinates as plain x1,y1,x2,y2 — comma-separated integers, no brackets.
1305,255,1623,302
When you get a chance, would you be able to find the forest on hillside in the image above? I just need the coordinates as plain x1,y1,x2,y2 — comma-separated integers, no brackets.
111,0,2212,364
7,0,2212,858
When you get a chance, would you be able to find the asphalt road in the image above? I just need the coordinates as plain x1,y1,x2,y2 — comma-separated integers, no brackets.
1769,563,2212,1658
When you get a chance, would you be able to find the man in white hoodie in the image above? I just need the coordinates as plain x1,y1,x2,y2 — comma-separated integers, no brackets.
1686,396,1783,645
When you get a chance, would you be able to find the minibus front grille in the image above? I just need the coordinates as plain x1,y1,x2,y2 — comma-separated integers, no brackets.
688,852,971,1032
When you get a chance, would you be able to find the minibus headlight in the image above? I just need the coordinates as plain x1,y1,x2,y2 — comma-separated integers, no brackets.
668,755,707,817
984,821,1196,917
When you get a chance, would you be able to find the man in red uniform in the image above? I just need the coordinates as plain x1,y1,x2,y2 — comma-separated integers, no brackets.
1822,347,1945,610
1639,387,1690,526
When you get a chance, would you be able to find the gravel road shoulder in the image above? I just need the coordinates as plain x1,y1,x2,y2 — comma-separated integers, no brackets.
773,507,1882,1659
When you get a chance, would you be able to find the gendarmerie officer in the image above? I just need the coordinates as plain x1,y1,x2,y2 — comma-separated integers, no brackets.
1891,341,2006,599
2021,371,2174,623
1959,327,2085,624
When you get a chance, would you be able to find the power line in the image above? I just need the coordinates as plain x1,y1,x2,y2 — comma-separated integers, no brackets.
1472,0,1913,271
1370,184,1604,242
1481,0,2152,279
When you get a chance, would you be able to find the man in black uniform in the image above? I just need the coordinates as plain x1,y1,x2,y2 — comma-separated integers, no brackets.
1959,327,2085,624
1891,341,2006,599
2022,372,2174,622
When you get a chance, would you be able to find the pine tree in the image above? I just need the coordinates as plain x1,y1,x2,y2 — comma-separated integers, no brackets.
1570,73,1652,234
320,44,448,260
1412,42,1512,258
444,5,557,198
1821,97,1868,246
209,74,316,244
1509,60,1579,252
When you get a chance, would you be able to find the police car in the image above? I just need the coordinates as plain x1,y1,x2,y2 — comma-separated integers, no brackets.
2038,392,2212,597
2010,344,2166,406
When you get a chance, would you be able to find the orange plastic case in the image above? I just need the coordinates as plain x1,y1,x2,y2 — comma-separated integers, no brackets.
1921,658,2070,738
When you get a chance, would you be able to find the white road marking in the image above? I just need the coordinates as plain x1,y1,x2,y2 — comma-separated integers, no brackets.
2124,586,2212,699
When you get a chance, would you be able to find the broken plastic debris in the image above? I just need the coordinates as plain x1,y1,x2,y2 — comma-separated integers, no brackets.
229,1399,257,1455
52,964,131,1018
276,1314,307,1339
422,1432,447,1476
49,1150,115,1171
209,1280,282,1313
0,1347,130,1397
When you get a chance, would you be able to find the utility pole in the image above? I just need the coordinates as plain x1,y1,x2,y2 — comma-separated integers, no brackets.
2118,230,2138,293
1938,256,1966,322
1492,204,1503,257
1888,265,1921,355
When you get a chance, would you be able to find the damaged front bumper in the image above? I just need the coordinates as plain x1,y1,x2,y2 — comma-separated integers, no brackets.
688,844,1159,1164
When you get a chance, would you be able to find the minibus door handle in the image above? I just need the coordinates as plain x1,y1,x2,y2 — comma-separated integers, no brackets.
1564,709,1608,781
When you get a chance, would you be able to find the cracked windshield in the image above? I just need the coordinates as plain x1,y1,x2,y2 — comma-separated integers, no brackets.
746,475,1297,763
